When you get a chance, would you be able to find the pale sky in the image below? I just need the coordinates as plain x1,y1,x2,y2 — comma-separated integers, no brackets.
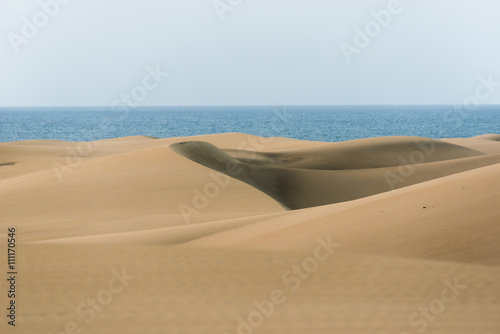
1,0,500,106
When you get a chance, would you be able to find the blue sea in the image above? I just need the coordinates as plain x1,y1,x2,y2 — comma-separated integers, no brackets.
0,105,498,143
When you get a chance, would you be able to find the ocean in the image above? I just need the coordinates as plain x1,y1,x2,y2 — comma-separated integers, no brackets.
0,105,498,143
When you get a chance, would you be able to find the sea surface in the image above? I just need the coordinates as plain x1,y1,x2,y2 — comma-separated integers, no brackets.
0,105,499,143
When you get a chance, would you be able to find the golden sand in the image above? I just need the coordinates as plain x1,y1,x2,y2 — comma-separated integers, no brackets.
1,133,499,333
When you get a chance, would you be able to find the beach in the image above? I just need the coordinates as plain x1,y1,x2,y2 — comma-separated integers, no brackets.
1,133,499,333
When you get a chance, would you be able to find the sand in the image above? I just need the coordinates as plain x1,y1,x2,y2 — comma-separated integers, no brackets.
1,133,499,333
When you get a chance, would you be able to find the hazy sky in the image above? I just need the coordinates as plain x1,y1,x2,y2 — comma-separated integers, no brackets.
1,0,500,106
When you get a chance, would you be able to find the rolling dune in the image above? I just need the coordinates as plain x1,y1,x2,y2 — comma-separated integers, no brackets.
170,138,500,209
1,134,499,334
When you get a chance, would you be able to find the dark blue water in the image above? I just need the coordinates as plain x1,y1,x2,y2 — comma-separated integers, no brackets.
0,105,498,143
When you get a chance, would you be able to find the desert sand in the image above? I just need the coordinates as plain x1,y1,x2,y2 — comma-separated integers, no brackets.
1,133,499,334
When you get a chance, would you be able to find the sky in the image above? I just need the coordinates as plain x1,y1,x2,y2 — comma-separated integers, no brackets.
1,0,500,106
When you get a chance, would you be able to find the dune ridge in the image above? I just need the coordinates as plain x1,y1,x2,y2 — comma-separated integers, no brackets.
170,137,500,209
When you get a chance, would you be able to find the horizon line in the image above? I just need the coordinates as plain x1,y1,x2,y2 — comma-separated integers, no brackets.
2,103,500,108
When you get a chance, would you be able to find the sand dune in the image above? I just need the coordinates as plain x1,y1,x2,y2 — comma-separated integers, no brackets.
473,133,500,141
1,133,499,334
223,136,485,170
170,138,500,209
0,134,285,242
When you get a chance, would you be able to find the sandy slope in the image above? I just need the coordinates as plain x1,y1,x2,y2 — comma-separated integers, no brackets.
170,138,500,209
0,134,285,241
1,133,499,334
